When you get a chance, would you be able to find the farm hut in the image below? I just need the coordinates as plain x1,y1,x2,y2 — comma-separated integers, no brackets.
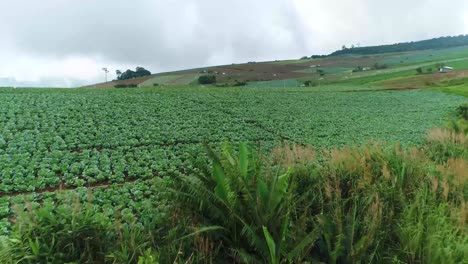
439,66,454,73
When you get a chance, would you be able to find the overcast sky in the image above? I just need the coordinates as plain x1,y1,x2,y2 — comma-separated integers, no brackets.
1,0,468,87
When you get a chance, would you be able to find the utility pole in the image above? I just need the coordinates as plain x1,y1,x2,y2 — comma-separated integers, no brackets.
102,68,109,83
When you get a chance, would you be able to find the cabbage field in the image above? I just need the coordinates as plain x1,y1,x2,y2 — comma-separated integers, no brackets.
0,86,466,234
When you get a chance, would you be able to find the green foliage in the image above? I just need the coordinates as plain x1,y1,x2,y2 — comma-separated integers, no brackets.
303,80,317,87
233,80,248,86
170,143,320,263
169,129,468,263
0,84,466,263
0,122,467,263
0,87,464,195
117,67,152,81
198,75,216,84
115,83,139,88
457,103,468,120
373,63,388,70
0,190,166,264
0,199,112,263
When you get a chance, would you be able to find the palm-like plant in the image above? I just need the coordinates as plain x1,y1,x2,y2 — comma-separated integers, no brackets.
170,143,320,263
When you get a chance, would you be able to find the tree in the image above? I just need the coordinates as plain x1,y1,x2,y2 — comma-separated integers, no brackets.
117,67,151,81
416,67,423,74
116,70,122,80
135,67,151,77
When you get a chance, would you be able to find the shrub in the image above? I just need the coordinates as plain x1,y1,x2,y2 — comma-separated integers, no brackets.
198,75,217,85
233,80,248,86
373,63,388,70
0,194,161,264
457,103,468,120
304,80,317,87
0,198,112,263
352,66,364,72
114,84,139,88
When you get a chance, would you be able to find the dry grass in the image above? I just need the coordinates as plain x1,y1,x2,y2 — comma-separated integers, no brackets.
427,128,466,145
270,144,316,167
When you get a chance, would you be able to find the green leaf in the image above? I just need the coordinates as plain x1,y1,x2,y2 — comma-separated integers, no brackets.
212,162,234,206
239,142,249,179
263,226,277,264
287,226,321,261
175,226,226,242
257,179,269,208
270,170,291,209
276,170,290,195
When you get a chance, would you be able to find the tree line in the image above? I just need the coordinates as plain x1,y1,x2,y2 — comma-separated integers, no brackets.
330,35,468,56
115,67,151,81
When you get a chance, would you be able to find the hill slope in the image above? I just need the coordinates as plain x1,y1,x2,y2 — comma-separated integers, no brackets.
85,35,468,89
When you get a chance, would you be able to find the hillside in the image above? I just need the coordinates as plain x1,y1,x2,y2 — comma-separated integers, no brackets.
86,35,468,89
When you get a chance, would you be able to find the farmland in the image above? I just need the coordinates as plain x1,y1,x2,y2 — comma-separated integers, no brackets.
0,87,463,194
1,44,468,263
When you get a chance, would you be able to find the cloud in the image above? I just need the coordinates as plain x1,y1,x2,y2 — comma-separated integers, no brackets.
0,0,467,87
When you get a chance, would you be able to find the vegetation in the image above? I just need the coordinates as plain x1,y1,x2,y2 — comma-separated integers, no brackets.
198,75,217,84
457,103,468,120
0,118,466,263
331,34,468,56
233,80,248,86
0,87,463,197
303,80,317,87
115,83,138,88
116,67,152,81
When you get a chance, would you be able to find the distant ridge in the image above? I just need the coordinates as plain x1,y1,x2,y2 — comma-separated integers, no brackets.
330,35,468,56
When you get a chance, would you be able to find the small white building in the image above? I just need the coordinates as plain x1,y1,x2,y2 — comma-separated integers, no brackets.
439,66,454,73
